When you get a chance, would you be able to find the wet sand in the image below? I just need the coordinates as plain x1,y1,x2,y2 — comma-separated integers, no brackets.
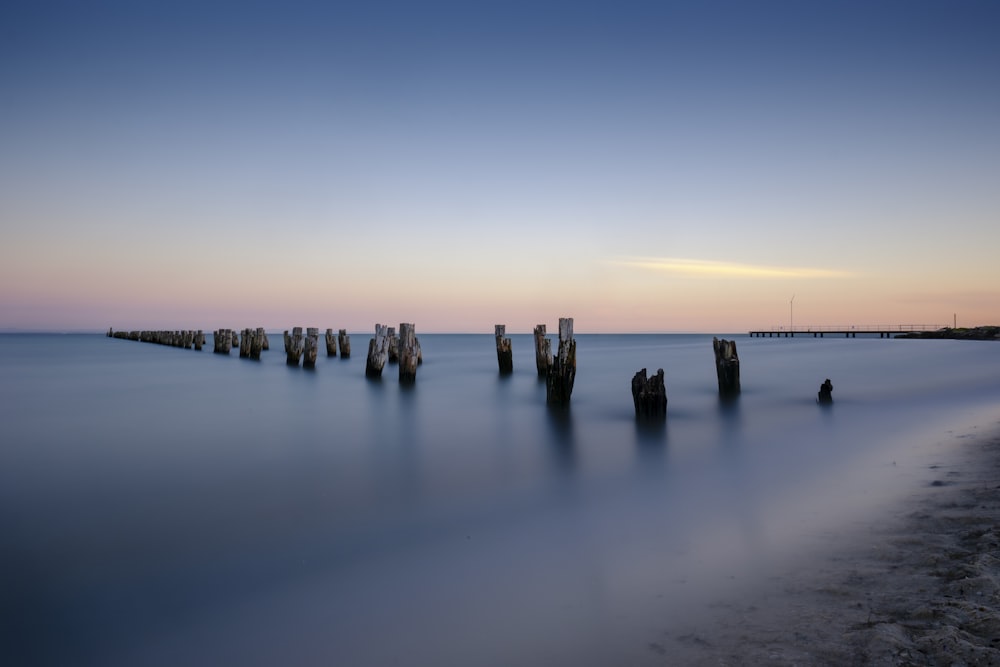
661,421,1000,666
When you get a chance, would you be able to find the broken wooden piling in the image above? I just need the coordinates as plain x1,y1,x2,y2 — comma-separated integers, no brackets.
338,329,351,358
398,323,418,383
712,337,741,396
387,327,398,362
110,329,203,350
365,324,390,378
325,329,338,357
214,329,233,354
239,329,252,358
303,328,319,368
495,324,513,374
545,318,576,405
285,327,304,366
534,324,551,377
632,368,667,420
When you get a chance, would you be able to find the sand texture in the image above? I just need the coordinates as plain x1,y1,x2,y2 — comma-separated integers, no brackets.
664,425,1000,666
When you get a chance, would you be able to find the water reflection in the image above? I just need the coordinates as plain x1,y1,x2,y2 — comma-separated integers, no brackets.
545,405,576,472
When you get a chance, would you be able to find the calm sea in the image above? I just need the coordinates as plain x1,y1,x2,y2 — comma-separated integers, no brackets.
2,332,999,666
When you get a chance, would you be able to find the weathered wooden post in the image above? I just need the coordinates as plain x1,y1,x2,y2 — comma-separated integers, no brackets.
231,330,239,349
303,327,319,368
338,329,351,358
546,318,576,405
261,331,269,351
239,328,252,358
398,323,418,383
365,324,390,378
495,324,513,374
817,378,833,404
712,337,741,397
194,330,203,351
248,328,264,360
387,327,398,362
632,368,667,420
533,324,551,377
214,329,232,354
285,327,304,366
325,328,338,357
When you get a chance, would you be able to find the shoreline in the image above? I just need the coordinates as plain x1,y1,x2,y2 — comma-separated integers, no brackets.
667,419,1000,666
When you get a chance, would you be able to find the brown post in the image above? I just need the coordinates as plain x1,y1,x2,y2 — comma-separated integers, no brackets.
325,328,337,357
286,327,304,366
712,337,741,397
545,318,576,405
632,368,667,420
365,323,390,378
303,327,319,368
387,327,399,362
338,329,351,358
398,323,418,383
533,324,551,377
249,328,264,360
495,324,513,374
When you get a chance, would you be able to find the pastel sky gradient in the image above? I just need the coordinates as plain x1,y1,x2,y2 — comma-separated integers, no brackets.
2,1,997,332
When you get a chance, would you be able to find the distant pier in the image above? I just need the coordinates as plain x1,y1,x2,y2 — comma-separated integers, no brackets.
749,324,946,339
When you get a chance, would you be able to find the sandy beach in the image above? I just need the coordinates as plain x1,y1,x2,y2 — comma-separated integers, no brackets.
661,420,1000,666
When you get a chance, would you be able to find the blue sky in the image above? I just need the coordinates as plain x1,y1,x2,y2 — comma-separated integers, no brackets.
2,1,997,331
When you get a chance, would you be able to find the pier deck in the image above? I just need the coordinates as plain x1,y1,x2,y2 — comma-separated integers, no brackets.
748,325,946,339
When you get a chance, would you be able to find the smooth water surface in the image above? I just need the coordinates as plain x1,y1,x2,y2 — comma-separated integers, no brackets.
2,333,999,665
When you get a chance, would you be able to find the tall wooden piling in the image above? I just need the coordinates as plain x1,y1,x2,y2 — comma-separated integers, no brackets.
632,368,667,420
231,330,239,349
398,323,418,383
338,329,351,358
545,318,576,405
495,324,513,374
534,324,551,377
365,324,390,378
712,337,741,396
285,327,304,366
325,329,338,357
303,328,319,368
194,330,203,351
387,327,398,362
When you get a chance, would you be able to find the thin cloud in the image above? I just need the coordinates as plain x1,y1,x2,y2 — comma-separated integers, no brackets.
612,257,854,279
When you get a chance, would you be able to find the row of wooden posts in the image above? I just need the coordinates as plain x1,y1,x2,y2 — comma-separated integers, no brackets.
108,325,743,419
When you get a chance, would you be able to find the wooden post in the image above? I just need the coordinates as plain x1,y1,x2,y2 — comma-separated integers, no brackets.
194,330,203,351
286,327,304,366
398,323,418,383
365,323,390,378
495,324,513,374
338,329,351,358
632,368,667,420
387,327,398,362
214,329,232,354
231,330,239,349
533,324,551,377
712,337,741,396
325,328,338,357
239,328,252,358
249,328,264,360
303,328,319,368
545,318,576,405
261,331,269,351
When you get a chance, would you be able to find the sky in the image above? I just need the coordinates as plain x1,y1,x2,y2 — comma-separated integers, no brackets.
1,0,998,333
